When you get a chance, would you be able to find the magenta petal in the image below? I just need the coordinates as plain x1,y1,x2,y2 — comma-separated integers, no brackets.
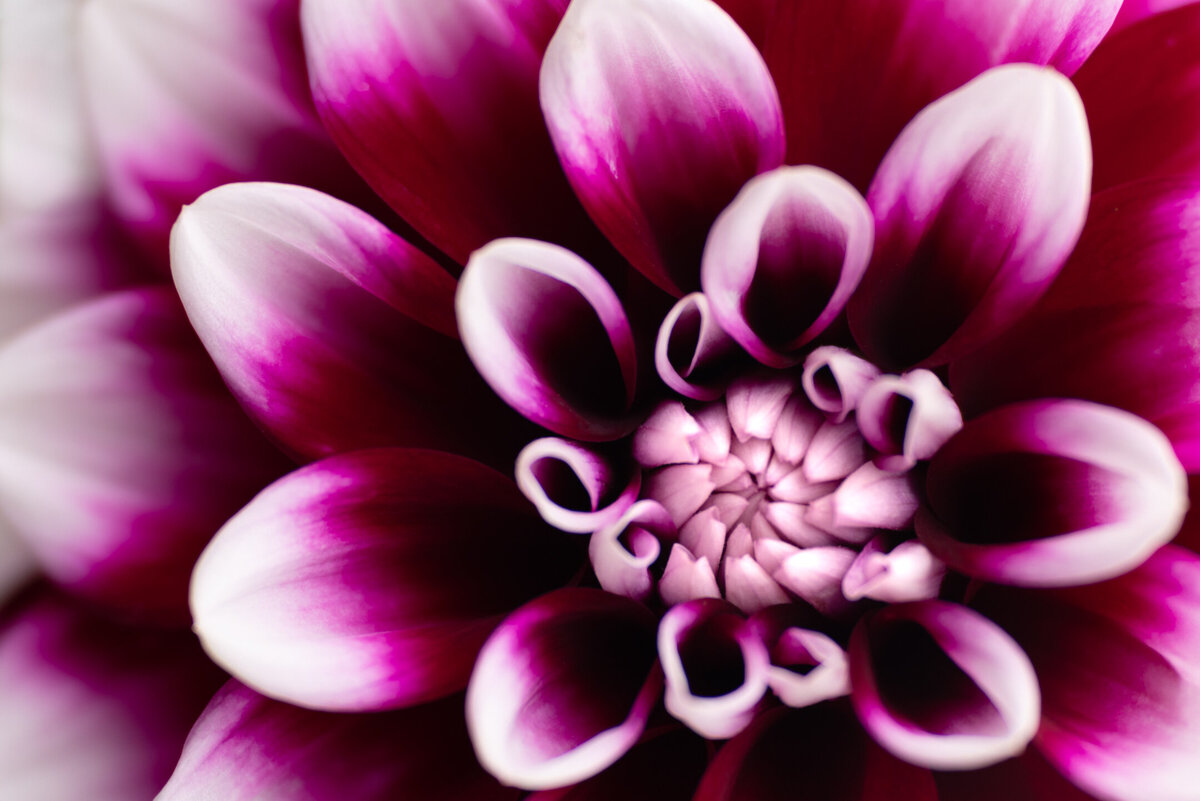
848,64,1091,369
158,682,519,801
655,293,742,401
515,438,641,533
457,238,637,441
541,0,784,295
526,729,707,801
918,399,1188,587
972,547,1200,801
1110,0,1200,33
693,702,938,801
849,601,1040,770
190,448,581,712
935,750,1105,801
172,182,514,463
0,288,286,619
702,166,873,366
466,588,661,790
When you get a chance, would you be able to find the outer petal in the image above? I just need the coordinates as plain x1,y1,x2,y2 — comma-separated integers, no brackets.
1076,5,1200,193
527,729,707,801
466,588,662,790
457,238,637,441
972,546,1200,801
847,64,1091,369
172,182,517,463
693,701,938,801
1111,0,1200,32
0,288,287,620
717,0,1119,190
541,0,784,295
190,448,581,712
702,166,873,366
849,601,1041,771
0,589,223,801
918,400,1187,587
935,750,1103,801
157,683,519,801
655,293,743,401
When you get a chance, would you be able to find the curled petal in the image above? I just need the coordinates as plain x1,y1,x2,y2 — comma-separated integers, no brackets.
589,500,674,602
191,449,580,712
918,400,1188,587
659,599,770,739
856,369,963,471
540,0,784,294
655,293,742,401
702,167,873,366
0,288,286,619
467,588,661,791
801,346,881,423
849,601,1041,770
848,64,1091,369
158,683,518,801
516,438,641,533
843,537,946,604
457,238,637,441
764,627,850,709
172,182,509,462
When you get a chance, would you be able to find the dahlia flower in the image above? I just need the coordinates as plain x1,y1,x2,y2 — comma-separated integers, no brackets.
157,0,1200,799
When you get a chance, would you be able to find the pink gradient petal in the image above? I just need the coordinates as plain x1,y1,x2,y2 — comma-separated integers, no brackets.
158,683,518,801
466,588,661,790
808,462,920,532
848,64,1091,369
527,729,707,801
659,599,770,739
660,544,722,607
843,537,946,604
589,500,674,603
190,448,581,712
655,293,742,401
802,418,868,483
516,438,641,533
771,546,858,616
849,601,1041,771
645,464,718,528
693,701,938,801
457,238,637,441
918,399,1188,587
724,555,790,615
972,547,1200,801
0,288,286,620
856,370,963,471
301,0,609,266
717,0,1118,191
702,167,873,366
172,182,517,463
0,589,223,801
1111,0,1200,32
801,347,881,424
540,0,784,295
633,402,703,467
1077,5,1200,193
770,393,825,464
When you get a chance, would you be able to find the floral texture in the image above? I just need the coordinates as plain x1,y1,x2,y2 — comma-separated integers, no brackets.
143,0,1200,799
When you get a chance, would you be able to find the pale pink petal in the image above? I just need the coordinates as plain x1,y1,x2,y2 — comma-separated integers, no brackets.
725,374,797,443
807,462,920,532
659,544,722,607
655,293,742,401
842,537,946,604
645,464,718,528
772,547,858,616
633,402,702,468
763,627,850,709
802,418,868,483
769,394,825,464
801,346,881,423
589,500,674,603
856,370,964,471
516,438,641,533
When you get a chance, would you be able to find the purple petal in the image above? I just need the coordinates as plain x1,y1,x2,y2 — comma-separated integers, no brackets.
658,599,770,739
855,369,963,471
540,0,784,294
918,399,1188,587
0,589,223,800
972,546,1200,801
0,288,287,620
526,729,707,801
466,588,661,790
655,293,743,401
1076,5,1200,193
158,683,519,801
693,701,938,801
457,238,638,441
589,500,673,603
849,601,1041,770
717,0,1119,191
702,167,873,366
515,438,641,533
190,448,581,712
847,64,1091,369
801,346,881,424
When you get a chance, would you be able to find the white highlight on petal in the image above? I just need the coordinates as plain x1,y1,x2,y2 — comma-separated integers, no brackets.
766,628,850,709
801,346,881,423
655,292,740,401
842,537,946,603
516,437,640,533
857,369,963,471
589,500,673,602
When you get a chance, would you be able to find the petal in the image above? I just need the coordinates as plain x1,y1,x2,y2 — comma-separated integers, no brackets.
158,683,519,801
633,401,703,467
540,0,784,294
457,238,637,441
801,347,881,424
702,166,873,366
771,546,858,616
802,418,868,484
849,600,1041,771
301,0,605,266
0,589,223,801
763,627,851,709
526,729,707,801
658,599,770,739
693,701,938,801
1076,5,1200,193
659,544,722,607
855,369,963,471
190,448,581,712
0,522,36,606
807,462,921,533
655,293,743,401
1111,0,1200,33
842,537,946,604
935,749,1104,801
847,64,1092,369
466,588,661,790
0,288,287,620
588,500,673,603
972,546,1200,801
718,0,1119,190
918,399,1188,587
171,182,517,463
516,438,641,533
